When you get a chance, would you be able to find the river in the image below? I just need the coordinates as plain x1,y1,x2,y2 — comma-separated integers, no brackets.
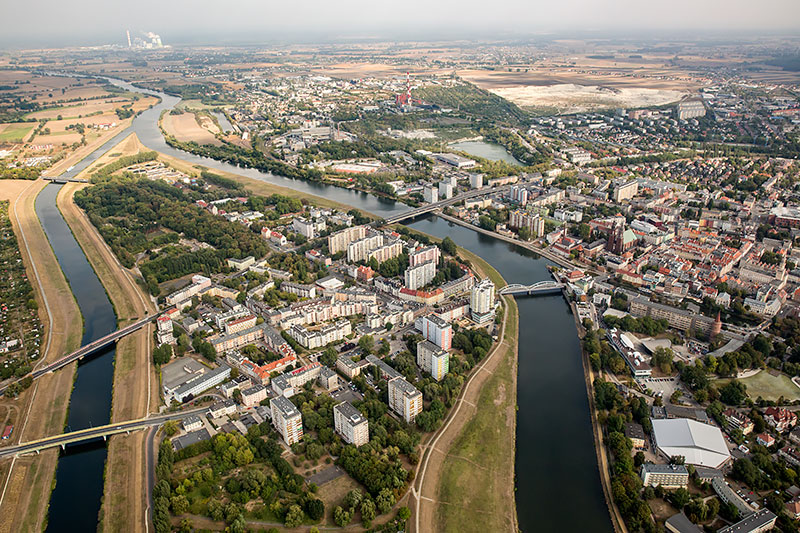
35,184,118,532
40,77,610,532
407,217,611,532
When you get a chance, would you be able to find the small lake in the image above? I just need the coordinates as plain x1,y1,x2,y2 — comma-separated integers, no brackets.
450,140,521,166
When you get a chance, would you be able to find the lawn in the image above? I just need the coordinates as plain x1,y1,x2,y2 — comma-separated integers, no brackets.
715,370,800,403
0,123,35,142
434,298,518,533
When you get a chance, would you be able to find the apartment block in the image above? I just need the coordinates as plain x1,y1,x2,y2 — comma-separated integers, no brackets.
334,401,369,447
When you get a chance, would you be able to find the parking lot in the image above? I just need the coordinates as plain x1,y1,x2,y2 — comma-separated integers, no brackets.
638,376,681,400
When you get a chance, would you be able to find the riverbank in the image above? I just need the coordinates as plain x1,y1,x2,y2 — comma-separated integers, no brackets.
435,211,584,272
0,180,83,533
569,302,629,533
409,243,519,533
57,174,157,532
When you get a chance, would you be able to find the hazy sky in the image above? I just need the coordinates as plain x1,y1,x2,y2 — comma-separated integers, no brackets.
2,0,799,48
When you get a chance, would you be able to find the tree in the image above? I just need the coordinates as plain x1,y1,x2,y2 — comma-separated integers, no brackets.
284,504,304,527
334,506,352,527
720,380,747,406
376,488,395,514
397,506,411,521
358,335,374,354
171,494,189,514
305,498,325,521
361,499,376,521
346,488,363,509
669,488,690,509
441,237,457,255
162,420,179,437
152,344,172,366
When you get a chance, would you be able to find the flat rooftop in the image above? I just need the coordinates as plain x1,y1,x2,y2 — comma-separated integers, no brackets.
162,356,208,391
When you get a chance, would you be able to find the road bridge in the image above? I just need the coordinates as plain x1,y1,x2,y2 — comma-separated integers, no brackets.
0,314,158,395
382,185,512,225
41,176,89,184
0,407,207,458
499,281,565,296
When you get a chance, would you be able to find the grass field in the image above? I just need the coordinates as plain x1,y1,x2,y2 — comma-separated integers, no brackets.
0,123,35,142
434,297,518,533
715,370,800,403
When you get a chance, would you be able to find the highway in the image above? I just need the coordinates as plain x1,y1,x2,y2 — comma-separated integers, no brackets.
0,407,207,458
0,314,158,395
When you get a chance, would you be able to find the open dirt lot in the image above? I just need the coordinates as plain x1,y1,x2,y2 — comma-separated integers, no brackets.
0,180,82,533
162,112,221,146
59,135,159,532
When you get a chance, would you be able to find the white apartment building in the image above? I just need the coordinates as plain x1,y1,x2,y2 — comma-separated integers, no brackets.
241,384,267,407
388,377,423,423
424,185,439,204
438,181,453,200
409,245,440,267
470,278,496,324
416,340,450,381
367,241,403,264
271,396,303,446
334,401,369,447
405,260,437,290
328,225,367,255
613,180,639,203
347,233,384,263
292,216,326,239
288,319,352,349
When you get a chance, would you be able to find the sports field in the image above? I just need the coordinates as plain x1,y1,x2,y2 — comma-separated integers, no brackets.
715,370,800,403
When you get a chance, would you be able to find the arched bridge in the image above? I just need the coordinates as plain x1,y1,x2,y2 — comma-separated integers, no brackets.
499,281,565,296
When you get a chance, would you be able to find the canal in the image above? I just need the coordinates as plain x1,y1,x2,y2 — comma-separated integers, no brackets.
35,184,118,532
40,77,610,532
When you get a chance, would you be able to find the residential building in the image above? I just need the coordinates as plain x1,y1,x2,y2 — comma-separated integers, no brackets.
318,367,339,391
423,185,438,204
416,340,450,381
334,401,369,447
470,278,496,324
676,99,706,120
723,409,754,435
328,225,367,255
756,433,775,447
405,260,436,290
336,355,370,379
182,415,203,432
665,512,704,533
640,464,689,489
156,315,174,346
281,282,317,299
241,384,267,407
438,181,453,200
765,406,797,431
208,398,237,418
416,314,453,350
388,377,423,423
613,180,639,203
409,245,440,268
508,210,545,237
625,422,647,450
717,509,776,533
271,396,303,446
347,233,384,263
288,319,352,349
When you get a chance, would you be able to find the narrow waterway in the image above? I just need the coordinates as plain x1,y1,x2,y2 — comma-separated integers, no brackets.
39,75,610,532
35,184,118,532
408,216,612,532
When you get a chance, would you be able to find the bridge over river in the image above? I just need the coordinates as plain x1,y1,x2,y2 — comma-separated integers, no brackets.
499,281,565,296
0,314,158,395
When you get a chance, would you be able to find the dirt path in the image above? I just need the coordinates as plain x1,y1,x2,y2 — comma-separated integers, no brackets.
58,176,158,533
411,253,519,533
0,179,82,533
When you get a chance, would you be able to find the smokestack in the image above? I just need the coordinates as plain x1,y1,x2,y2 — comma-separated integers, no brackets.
126,30,132,48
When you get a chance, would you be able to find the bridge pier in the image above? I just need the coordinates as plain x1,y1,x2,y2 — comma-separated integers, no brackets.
102,435,107,441
60,443,65,450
